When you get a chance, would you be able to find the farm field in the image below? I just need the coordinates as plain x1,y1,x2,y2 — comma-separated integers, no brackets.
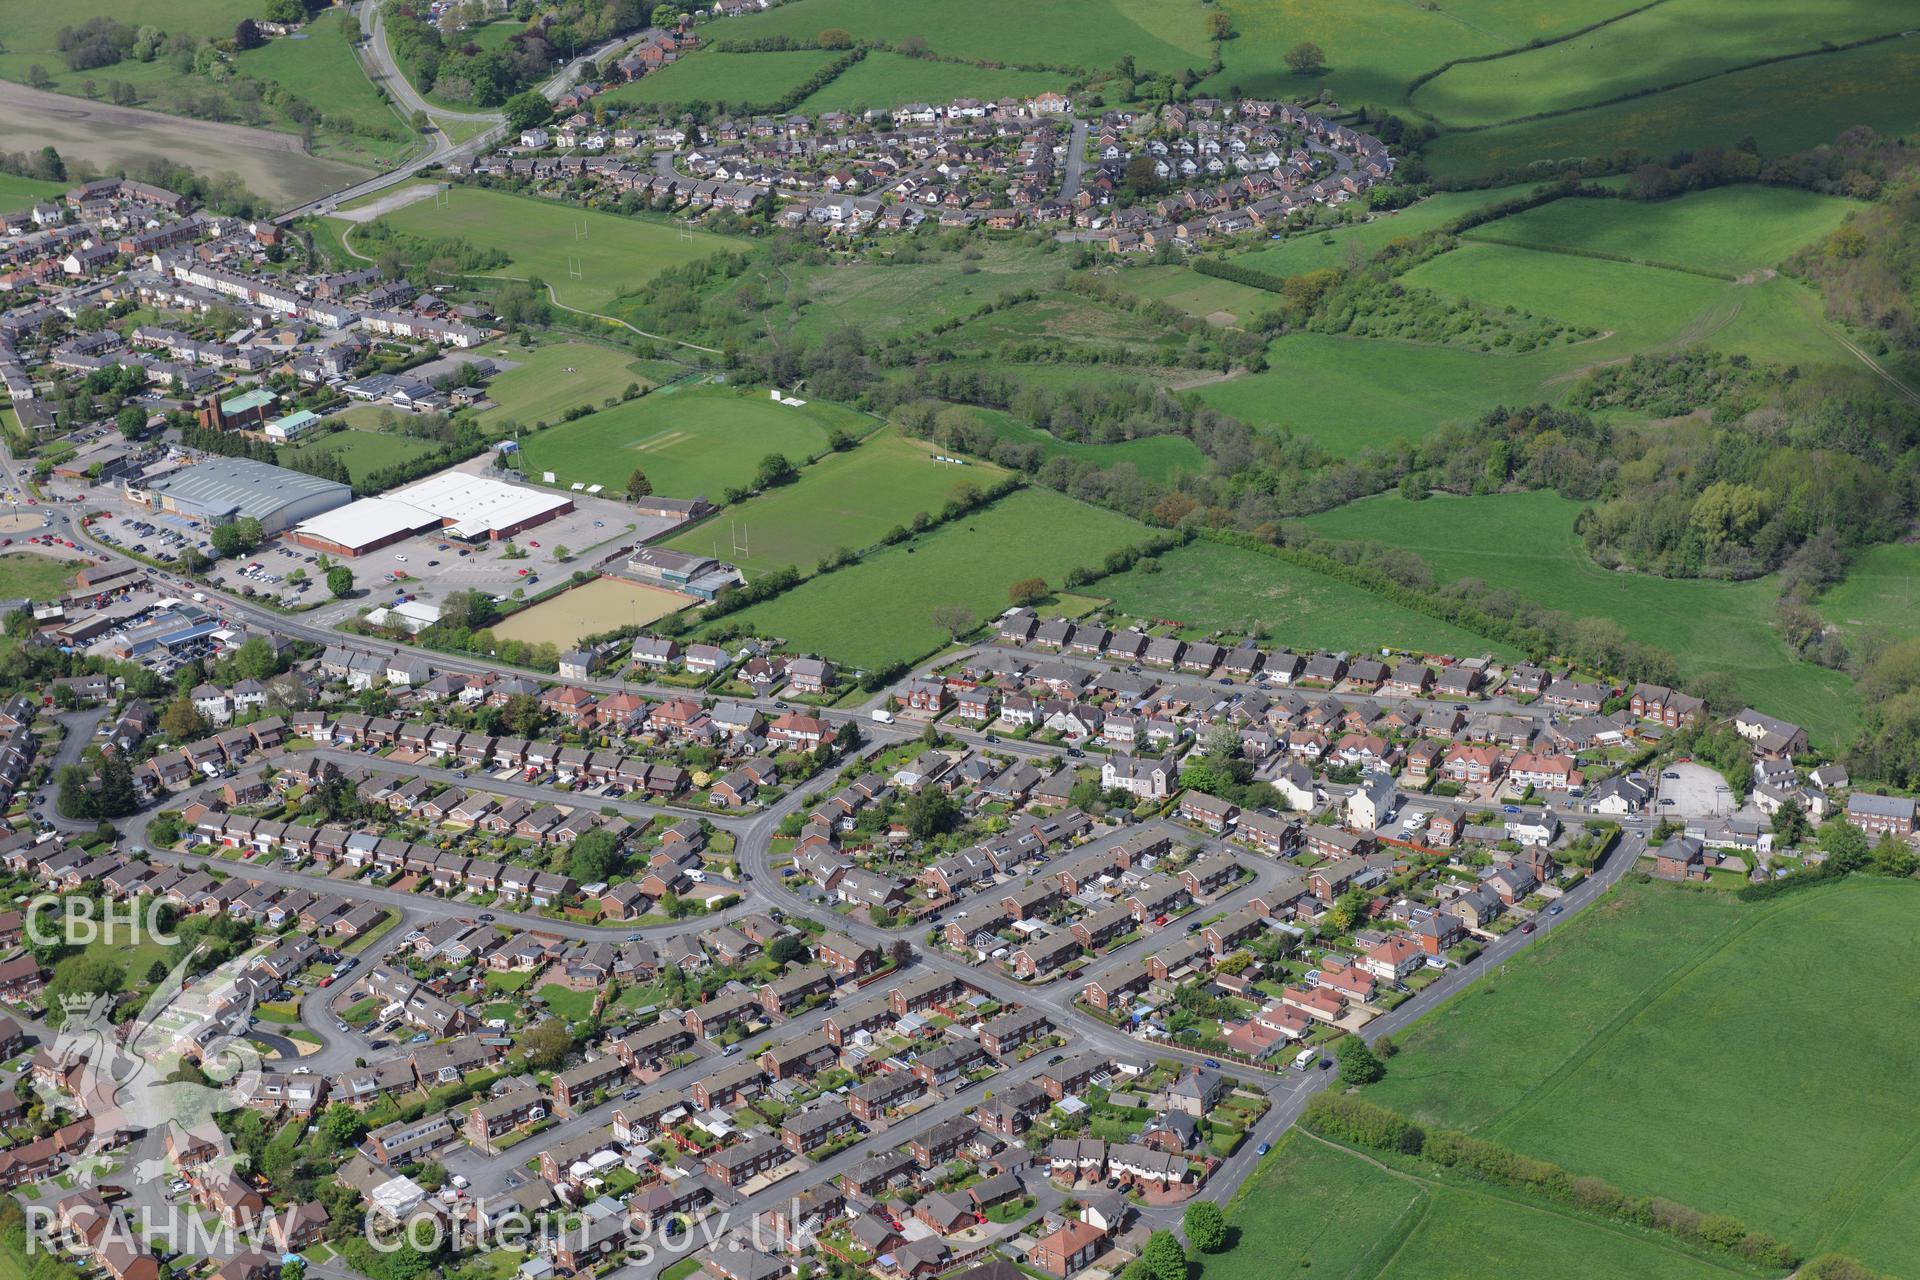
1200,333,1584,459
1300,491,1860,743
1816,541,1920,639
662,428,1007,576
1463,187,1858,276
1108,266,1276,327
515,385,870,499
467,343,666,432
1203,1132,1751,1280
275,429,436,484
711,488,1144,669
492,577,690,646
1364,878,1920,1275
960,407,1209,482
1229,183,1551,278
796,53,1062,114
596,50,844,110
0,553,79,602
715,0,1213,75
342,188,735,313
1422,38,1920,178
1096,539,1513,659
0,0,257,95
0,173,65,214
1410,0,1904,129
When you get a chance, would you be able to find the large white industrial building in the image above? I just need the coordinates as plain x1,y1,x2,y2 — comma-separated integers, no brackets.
290,472,573,557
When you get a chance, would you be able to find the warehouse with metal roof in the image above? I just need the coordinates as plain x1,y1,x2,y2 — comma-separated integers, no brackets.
135,457,352,533
290,471,572,557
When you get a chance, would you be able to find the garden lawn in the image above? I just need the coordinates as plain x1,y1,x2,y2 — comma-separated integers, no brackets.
1201,1132,1748,1280
662,427,1007,575
515,385,869,498
1301,491,1860,743
537,984,598,1022
713,0,1213,74
343,187,735,313
0,553,79,602
468,342,665,432
712,487,1145,669
1410,0,1904,128
1098,539,1511,658
1463,186,1859,276
1816,541,1920,639
596,50,845,110
1423,39,1920,178
1365,877,1920,1275
959,407,1208,482
797,52,1063,114
276,429,436,483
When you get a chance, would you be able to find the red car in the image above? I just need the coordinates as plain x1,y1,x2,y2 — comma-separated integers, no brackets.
1520,922,1535,934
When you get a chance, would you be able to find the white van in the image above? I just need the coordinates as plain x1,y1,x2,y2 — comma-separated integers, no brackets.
1293,1047,1319,1072
870,709,895,724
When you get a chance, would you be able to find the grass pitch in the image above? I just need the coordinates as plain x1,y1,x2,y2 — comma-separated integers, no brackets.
515,385,870,499
468,343,664,433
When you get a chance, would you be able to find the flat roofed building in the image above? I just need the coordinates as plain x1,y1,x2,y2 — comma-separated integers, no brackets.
292,472,573,556
134,457,351,533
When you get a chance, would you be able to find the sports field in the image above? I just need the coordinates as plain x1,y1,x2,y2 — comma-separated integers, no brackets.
1816,541,1920,639
662,428,1006,575
963,407,1209,482
1096,539,1512,660
1411,0,1903,129
796,53,1062,114
715,0,1214,74
712,488,1144,669
596,50,844,109
1365,877,1920,1275
276,429,436,483
467,343,664,432
1463,187,1858,277
0,553,79,602
1423,38,1920,178
515,385,870,499
344,188,735,313
1203,1132,1750,1280
492,577,689,646
1301,491,1859,742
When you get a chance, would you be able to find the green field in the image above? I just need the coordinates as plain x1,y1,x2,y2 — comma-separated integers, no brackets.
596,50,845,109
715,0,1214,74
962,407,1210,481
0,553,80,602
1423,38,1920,178
713,487,1144,668
1108,265,1278,326
1204,1132,1751,1280
795,52,1063,114
1199,333,1584,459
516,385,869,498
235,11,413,165
276,429,437,483
1816,541,1920,639
1230,183,1554,278
1366,877,1920,1274
663,427,1006,575
1301,491,1859,742
0,0,257,94
468,343,667,432
342,188,736,313
1412,0,1903,129
1463,187,1859,276
0,174,65,213
1097,539,1513,659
